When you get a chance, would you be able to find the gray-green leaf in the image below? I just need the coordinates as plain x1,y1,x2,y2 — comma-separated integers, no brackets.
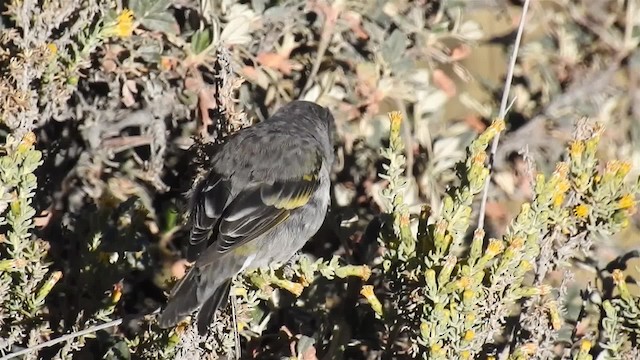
129,0,178,34
382,29,408,68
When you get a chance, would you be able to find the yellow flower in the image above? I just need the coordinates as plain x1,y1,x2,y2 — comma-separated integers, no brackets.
473,151,487,165
585,136,599,155
486,239,504,257
456,276,472,290
556,178,570,194
552,193,565,207
430,344,444,356
574,204,589,218
463,330,475,341
618,194,635,210
389,111,402,134
621,217,630,228
16,131,37,154
465,313,476,324
115,9,135,37
617,161,631,177
612,269,631,300
579,339,592,353
46,43,57,58
360,285,383,316
110,283,123,304
420,321,430,336
509,236,525,250
237,321,246,331
442,309,451,320
518,260,533,272
546,301,562,330
569,140,584,158
463,289,475,304
492,118,506,132
174,322,189,335
103,9,136,38
612,269,624,285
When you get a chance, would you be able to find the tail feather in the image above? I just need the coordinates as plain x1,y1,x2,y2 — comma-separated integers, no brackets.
157,268,200,329
158,252,243,331
196,279,232,335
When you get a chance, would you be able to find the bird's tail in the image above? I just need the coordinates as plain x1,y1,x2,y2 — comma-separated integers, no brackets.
196,279,232,334
157,254,241,333
157,267,200,329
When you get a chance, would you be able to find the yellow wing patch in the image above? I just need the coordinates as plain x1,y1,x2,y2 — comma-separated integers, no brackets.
273,182,315,210
233,242,258,256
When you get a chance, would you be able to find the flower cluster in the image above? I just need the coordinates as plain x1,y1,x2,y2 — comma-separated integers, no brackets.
372,113,640,359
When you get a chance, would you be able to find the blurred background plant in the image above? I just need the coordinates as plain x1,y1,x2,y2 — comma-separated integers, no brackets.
1,0,640,359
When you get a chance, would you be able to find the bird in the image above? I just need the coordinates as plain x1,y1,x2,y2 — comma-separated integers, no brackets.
157,100,335,335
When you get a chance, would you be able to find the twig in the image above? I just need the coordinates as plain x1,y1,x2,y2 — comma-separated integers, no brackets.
102,135,153,151
0,307,162,360
623,0,636,50
230,292,241,360
0,319,123,360
477,0,531,230
301,1,338,94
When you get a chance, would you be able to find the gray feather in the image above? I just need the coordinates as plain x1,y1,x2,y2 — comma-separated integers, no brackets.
158,100,335,332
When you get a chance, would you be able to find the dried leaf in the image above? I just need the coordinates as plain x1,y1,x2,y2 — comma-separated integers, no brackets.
257,52,298,75
432,69,457,98
343,11,368,40
450,44,472,61
122,80,138,108
297,335,317,360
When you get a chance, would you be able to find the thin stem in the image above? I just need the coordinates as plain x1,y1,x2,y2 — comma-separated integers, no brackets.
1,307,161,359
0,319,123,360
477,0,532,230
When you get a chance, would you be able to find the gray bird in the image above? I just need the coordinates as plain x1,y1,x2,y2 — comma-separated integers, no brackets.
157,100,335,334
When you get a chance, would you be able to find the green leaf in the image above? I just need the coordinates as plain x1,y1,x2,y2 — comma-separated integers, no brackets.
22,151,42,174
191,28,213,55
129,0,177,34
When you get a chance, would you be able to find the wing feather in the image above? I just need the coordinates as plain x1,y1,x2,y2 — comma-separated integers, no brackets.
187,148,324,260
215,151,323,254
186,173,230,262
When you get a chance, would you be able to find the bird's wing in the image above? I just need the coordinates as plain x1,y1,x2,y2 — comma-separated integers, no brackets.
186,172,232,262
215,150,323,254
187,148,324,261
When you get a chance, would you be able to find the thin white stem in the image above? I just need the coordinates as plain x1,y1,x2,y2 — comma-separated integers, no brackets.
477,0,532,230
0,319,123,360
231,292,241,360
